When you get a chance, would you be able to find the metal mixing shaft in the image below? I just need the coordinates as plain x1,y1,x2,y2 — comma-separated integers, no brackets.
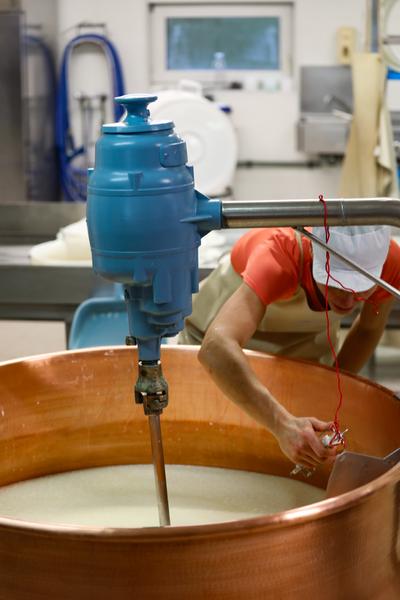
148,414,170,526
134,360,171,527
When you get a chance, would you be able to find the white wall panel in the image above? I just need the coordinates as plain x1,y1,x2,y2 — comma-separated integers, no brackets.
56,0,367,186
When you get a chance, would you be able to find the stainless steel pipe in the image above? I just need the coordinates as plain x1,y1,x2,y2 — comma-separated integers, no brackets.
221,198,400,229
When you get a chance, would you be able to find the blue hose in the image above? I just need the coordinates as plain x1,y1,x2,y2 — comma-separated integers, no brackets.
56,34,125,202
26,34,57,93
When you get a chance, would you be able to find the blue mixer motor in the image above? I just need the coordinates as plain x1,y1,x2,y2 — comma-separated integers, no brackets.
87,94,221,362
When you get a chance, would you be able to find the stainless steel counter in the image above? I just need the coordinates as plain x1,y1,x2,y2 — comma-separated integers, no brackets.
0,244,110,325
0,243,216,325
0,203,231,329
0,203,109,329
0,202,86,245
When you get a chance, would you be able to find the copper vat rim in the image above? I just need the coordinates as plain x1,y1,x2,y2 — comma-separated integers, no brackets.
1,343,399,400
0,346,399,543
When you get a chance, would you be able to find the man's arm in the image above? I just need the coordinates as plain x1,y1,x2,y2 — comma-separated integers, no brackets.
337,297,394,373
198,282,336,468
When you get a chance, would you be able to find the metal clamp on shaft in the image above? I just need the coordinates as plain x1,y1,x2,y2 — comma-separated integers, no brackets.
135,361,168,416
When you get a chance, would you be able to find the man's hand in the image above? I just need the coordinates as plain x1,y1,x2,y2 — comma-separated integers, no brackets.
276,415,338,469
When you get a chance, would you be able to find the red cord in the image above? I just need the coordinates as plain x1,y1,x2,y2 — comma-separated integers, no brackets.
317,194,378,436
322,271,379,315
318,194,343,434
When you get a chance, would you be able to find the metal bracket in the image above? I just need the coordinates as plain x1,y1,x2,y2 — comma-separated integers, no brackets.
134,361,169,416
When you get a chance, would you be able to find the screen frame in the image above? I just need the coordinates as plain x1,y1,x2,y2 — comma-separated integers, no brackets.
150,3,293,86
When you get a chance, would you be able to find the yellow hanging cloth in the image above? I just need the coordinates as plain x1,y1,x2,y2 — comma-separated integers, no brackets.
339,52,399,198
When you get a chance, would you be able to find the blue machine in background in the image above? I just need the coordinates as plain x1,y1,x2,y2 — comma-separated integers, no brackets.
68,284,128,349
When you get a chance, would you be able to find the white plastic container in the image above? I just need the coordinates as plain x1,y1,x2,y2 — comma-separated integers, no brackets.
150,87,237,197
30,219,92,266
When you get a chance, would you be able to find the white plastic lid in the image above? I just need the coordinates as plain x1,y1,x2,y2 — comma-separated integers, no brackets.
29,219,92,266
150,90,237,197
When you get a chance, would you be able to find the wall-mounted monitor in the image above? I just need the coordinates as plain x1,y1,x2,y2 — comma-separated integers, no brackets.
150,3,293,87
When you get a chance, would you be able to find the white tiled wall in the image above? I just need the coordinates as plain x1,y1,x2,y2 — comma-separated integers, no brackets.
0,321,66,362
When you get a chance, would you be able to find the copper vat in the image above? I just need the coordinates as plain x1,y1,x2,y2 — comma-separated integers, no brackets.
0,345,399,599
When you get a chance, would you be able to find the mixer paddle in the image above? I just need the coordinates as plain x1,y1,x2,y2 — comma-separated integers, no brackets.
134,359,171,527
326,448,400,498
148,414,171,526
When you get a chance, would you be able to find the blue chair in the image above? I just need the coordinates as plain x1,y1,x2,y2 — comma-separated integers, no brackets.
69,284,129,349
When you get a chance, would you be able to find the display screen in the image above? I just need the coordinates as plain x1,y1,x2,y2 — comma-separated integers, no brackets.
167,17,280,70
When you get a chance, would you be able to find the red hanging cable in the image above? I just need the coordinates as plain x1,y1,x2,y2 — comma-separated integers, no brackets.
318,194,343,435
317,194,379,437
322,270,379,315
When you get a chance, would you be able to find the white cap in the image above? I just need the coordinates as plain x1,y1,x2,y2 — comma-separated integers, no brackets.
312,225,391,292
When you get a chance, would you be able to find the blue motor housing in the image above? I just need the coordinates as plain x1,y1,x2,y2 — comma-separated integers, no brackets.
87,94,221,361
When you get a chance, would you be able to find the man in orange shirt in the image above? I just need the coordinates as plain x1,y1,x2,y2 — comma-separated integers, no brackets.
179,225,400,469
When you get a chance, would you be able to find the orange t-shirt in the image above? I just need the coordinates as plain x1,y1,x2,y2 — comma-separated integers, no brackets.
231,227,400,310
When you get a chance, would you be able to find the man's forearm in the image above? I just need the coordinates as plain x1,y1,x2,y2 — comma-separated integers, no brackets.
198,332,337,468
338,298,393,373
337,321,384,373
198,333,290,435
